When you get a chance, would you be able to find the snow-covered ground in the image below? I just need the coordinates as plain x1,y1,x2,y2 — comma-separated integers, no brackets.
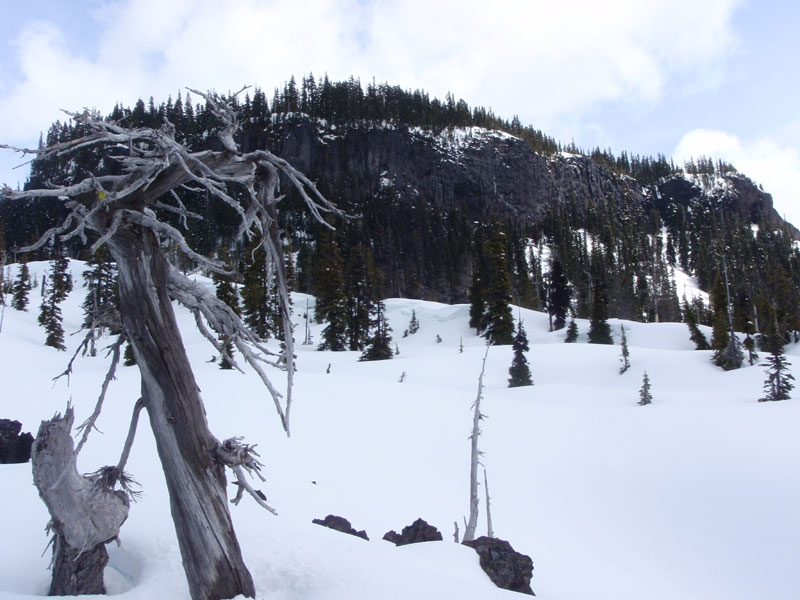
0,261,798,600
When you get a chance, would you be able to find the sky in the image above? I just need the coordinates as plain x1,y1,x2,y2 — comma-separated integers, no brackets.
1,0,799,225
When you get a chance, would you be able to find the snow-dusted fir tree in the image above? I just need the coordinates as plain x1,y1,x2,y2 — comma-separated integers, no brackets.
638,371,653,405
619,324,630,374
508,320,533,387
11,263,31,311
564,318,578,343
359,300,393,361
684,300,710,350
213,259,241,370
81,246,120,356
588,279,613,344
710,272,742,370
759,317,794,402
38,259,68,350
2,89,341,600
549,257,570,331
408,309,420,335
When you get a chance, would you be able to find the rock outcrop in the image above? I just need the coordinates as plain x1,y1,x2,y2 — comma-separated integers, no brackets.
382,518,443,546
463,536,534,595
312,515,369,541
0,419,34,464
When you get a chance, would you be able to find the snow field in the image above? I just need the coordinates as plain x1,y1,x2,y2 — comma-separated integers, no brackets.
0,261,798,599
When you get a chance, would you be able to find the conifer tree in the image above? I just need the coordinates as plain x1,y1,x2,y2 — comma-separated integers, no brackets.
759,312,794,402
549,258,570,331
359,300,393,361
313,229,345,324
313,229,348,351
468,270,485,334
508,320,533,387
684,300,711,350
710,272,743,370
240,240,271,340
343,244,377,351
81,248,119,356
123,343,136,366
638,371,653,405
587,280,613,344
482,228,515,345
50,255,73,302
619,324,630,374
564,318,578,343
11,263,32,311
408,309,420,335
38,260,66,350
213,259,241,369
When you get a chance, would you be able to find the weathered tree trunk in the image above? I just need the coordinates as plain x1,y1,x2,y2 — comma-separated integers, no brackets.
108,225,255,600
31,409,129,596
463,346,489,543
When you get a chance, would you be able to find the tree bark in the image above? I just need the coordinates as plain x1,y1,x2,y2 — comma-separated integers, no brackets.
31,409,129,596
108,224,255,600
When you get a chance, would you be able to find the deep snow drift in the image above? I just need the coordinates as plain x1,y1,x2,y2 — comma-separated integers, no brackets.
0,261,798,600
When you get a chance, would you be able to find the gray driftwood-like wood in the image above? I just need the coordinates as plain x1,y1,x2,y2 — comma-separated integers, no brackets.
463,345,490,543
3,89,341,600
31,409,130,596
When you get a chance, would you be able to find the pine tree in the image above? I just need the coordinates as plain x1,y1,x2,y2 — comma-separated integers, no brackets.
684,300,711,350
564,318,578,343
359,300,393,361
482,228,515,345
508,320,533,387
343,244,377,351
213,259,241,369
81,247,119,347
759,313,794,402
11,263,32,311
619,324,630,374
759,350,794,402
408,309,420,335
240,241,271,340
587,280,613,344
50,255,73,303
314,229,348,351
468,269,485,334
549,258,570,331
710,272,743,370
38,260,66,350
638,371,653,405
123,342,136,366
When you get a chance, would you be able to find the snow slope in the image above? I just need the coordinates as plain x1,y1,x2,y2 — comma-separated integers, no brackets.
0,261,798,600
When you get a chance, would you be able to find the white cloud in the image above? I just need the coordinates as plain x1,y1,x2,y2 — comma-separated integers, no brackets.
673,129,800,228
0,0,744,185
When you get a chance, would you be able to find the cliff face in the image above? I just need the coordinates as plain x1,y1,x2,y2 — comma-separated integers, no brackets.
257,117,787,233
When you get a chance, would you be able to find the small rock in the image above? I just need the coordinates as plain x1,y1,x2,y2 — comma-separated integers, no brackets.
383,518,443,546
463,536,534,595
312,515,369,540
0,419,34,464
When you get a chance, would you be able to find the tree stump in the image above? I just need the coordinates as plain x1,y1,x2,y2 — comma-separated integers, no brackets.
31,408,130,596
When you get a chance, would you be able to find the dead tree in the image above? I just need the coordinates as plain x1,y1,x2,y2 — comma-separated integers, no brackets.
2,89,340,600
31,408,131,596
463,345,489,543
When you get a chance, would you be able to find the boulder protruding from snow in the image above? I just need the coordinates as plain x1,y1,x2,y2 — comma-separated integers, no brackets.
0,419,34,464
312,515,369,540
463,536,534,595
383,518,443,546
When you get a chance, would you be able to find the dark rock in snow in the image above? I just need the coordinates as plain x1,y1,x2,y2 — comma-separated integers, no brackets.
0,419,34,464
383,518,443,546
463,536,534,595
312,514,369,540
